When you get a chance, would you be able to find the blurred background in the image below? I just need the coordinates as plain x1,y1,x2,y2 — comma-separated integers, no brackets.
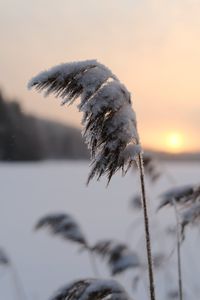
0,1,200,300
1,0,200,158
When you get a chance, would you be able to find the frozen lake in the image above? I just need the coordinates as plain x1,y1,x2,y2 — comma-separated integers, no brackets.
0,160,200,300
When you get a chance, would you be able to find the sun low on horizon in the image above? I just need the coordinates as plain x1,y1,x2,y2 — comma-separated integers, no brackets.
164,132,185,153
142,129,194,153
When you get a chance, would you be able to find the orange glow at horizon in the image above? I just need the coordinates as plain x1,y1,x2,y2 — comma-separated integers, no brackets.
164,132,184,153
0,0,200,153
141,129,198,154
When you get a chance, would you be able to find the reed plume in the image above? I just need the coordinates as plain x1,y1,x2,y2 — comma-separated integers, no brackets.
91,239,140,275
28,60,141,184
35,213,99,275
35,213,87,246
50,278,132,300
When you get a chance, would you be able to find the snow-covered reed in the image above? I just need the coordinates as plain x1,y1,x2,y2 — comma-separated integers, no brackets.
50,278,131,300
28,60,141,184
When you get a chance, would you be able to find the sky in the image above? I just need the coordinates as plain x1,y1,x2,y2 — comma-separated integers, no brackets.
0,0,200,153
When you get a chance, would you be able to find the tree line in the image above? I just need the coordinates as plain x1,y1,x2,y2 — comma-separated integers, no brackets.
0,90,89,161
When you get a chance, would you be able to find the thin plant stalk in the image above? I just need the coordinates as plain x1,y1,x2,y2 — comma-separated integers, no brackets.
125,215,142,244
10,264,27,300
85,240,99,277
138,152,156,300
172,199,183,300
88,248,99,277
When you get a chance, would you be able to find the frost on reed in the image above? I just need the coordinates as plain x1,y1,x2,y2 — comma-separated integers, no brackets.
91,240,140,275
28,60,141,183
50,278,131,300
35,213,87,247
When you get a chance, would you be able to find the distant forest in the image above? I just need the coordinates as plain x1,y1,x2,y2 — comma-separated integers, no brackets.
0,91,89,161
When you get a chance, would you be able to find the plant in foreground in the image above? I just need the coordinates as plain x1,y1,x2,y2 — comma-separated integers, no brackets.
157,183,200,300
29,59,156,300
0,247,27,300
35,213,99,276
91,239,140,276
158,187,186,300
35,214,143,297
50,278,131,300
35,213,87,246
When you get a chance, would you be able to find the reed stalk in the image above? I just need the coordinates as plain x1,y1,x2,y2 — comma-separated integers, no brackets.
138,152,156,300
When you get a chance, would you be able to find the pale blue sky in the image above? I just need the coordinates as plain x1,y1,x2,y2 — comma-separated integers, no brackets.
0,0,200,151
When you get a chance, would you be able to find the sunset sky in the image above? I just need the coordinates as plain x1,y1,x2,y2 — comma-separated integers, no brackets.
0,0,200,153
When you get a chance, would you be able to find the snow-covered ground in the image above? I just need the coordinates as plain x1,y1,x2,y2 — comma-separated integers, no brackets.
0,161,200,300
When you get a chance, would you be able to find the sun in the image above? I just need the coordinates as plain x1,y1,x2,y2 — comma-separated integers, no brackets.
165,132,184,153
